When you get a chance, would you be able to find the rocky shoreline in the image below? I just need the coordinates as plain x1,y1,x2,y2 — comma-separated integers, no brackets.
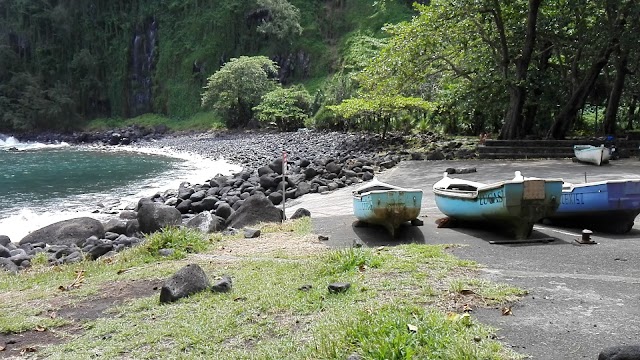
0,129,479,273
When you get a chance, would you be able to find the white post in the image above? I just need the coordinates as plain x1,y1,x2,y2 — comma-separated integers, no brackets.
282,149,287,222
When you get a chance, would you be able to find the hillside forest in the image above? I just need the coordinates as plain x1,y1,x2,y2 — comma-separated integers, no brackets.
0,0,638,140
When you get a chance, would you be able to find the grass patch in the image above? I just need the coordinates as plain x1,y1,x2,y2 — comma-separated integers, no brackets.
0,225,525,359
259,217,313,235
143,227,211,259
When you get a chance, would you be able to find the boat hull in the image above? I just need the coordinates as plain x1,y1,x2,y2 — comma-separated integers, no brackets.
353,190,423,237
434,179,562,239
574,145,611,166
545,180,640,233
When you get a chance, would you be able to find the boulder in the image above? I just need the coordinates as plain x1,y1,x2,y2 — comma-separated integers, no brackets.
268,192,283,205
0,258,19,274
258,165,274,176
159,264,211,304
19,217,105,247
137,203,182,234
125,219,140,237
87,243,114,260
190,197,217,213
290,208,311,219
119,210,138,220
0,245,11,258
104,218,128,235
189,190,207,202
243,228,261,238
186,212,226,233
0,235,10,246
177,185,194,200
176,199,192,214
294,181,311,198
259,174,278,190
211,275,233,293
361,171,374,181
268,158,284,175
214,202,233,219
210,174,230,188
303,167,317,179
226,193,283,229
326,161,342,174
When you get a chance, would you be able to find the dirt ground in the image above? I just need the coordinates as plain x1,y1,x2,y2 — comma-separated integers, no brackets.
0,279,162,359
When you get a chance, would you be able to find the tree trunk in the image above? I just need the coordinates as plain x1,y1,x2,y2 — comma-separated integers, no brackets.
498,0,542,140
546,52,613,139
603,48,629,135
547,1,632,139
523,41,553,136
627,95,638,130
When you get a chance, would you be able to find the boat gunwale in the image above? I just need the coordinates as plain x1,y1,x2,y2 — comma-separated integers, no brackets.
433,177,563,200
353,178,423,198
563,179,640,191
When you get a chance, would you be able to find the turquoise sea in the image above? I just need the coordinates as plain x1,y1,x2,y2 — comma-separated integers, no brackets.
0,135,241,242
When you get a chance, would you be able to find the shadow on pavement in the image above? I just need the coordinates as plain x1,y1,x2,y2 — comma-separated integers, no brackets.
436,222,570,247
351,221,426,247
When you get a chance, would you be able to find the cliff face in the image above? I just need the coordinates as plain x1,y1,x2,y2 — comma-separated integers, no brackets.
0,0,414,131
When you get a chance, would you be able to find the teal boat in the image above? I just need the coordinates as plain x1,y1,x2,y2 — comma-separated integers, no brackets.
352,179,423,237
432,171,563,239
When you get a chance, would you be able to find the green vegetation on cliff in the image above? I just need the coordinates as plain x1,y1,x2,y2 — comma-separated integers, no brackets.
0,0,415,132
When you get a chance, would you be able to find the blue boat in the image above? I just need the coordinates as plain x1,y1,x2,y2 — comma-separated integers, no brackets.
352,179,423,237
543,179,640,233
433,171,563,239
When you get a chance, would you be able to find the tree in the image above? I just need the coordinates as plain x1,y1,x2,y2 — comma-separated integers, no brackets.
201,56,279,128
357,1,514,136
253,85,312,131
328,95,433,138
603,4,640,135
255,0,302,41
547,0,635,139
499,0,543,140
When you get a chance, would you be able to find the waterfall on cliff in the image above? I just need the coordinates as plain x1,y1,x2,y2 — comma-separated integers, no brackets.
128,17,158,117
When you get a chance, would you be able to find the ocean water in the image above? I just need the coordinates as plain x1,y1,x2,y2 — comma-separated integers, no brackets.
0,135,241,242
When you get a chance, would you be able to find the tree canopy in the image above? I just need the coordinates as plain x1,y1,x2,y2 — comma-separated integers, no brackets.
354,0,640,139
253,85,312,131
201,56,280,128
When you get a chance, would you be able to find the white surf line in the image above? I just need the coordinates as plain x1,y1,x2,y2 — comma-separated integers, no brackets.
533,225,581,237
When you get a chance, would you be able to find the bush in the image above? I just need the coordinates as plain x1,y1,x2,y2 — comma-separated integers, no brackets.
253,85,312,131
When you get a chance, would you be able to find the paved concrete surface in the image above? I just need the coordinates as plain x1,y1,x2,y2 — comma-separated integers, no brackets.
286,158,640,359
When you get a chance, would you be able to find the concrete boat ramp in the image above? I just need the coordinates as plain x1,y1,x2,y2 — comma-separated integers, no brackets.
286,158,640,359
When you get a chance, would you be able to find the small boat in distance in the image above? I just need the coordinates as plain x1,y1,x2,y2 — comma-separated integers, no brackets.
543,179,640,233
573,144,612,166
433,171,563,239
352,179,423,237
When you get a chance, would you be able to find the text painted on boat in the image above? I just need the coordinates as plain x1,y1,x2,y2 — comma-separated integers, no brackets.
479,190,503,205
561,193,584,205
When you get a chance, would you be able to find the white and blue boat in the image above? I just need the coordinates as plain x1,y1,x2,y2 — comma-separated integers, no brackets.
433,171,563,239
573,144,612,166
543,179,640,233
352,179,423,237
